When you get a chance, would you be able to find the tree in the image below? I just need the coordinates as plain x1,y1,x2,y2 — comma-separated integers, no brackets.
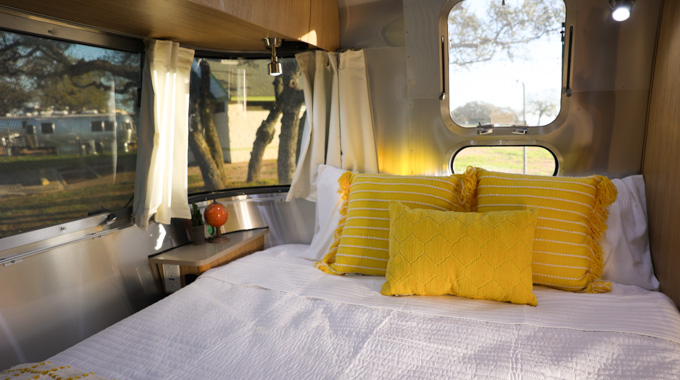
187,58,305,189
527,97,558,125
0,77,30,115
0,31,140,115
452,101,519,126
188,60,227,190
246,59,304,184
448,1,565,66
39,72,110,112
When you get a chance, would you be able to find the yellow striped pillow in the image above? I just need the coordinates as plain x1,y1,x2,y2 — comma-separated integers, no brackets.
316,172,473,276
467,167,617,293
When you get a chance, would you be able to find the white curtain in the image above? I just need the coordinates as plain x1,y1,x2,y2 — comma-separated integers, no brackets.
287,50,378,201
133,40,194,229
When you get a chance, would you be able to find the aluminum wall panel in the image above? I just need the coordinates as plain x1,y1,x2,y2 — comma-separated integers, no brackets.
0,195,314,369
347,0,661,177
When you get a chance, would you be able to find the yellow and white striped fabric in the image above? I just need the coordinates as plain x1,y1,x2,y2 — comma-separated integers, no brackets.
316,172,472,276
467,167,617,293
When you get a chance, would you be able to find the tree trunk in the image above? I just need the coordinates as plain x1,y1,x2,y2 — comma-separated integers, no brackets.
188,59,227,191
247,60,304,184
199,60,227,186
189,128,224,190
277,100,304,183
246,98,282,183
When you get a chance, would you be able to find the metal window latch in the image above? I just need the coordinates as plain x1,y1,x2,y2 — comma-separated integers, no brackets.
101,213,117,226
477,123,493,135
513,127,528,135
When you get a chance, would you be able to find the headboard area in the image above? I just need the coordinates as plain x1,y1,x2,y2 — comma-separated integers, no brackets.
642,0,680,308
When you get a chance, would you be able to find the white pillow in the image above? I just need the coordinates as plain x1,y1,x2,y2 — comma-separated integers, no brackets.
600,175,659,290
298,164,347,261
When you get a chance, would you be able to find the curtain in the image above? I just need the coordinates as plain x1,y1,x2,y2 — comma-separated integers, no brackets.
133,40,194,229
287,50,378,202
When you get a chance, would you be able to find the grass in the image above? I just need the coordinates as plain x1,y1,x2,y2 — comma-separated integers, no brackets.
452,146,556,175
0,152,138,172
188,159,281,193
0,155,281,238
0,174,135,237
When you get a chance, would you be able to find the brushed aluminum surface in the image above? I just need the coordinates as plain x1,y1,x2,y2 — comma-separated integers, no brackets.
340,0,660,177
397,0,661,178
0,193,314,369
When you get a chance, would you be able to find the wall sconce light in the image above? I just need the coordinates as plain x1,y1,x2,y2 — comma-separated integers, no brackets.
609,0,635,22
264,37,283,76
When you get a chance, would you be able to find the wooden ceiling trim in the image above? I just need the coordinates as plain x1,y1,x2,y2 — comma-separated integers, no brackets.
0,0,338,51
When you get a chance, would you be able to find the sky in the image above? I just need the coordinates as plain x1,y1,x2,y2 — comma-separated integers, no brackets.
449,0,565,126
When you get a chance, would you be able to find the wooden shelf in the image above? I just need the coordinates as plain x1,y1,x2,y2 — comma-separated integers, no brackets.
149,228,268,292
0,0,339,52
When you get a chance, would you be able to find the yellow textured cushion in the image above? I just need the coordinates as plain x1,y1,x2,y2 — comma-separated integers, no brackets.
316,172,473,276
381,202,538,306
467,167,617,293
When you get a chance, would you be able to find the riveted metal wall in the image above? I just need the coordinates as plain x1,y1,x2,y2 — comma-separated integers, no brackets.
341,0,661,178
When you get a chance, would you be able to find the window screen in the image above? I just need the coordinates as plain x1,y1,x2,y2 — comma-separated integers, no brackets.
187,57,305,194
446,0,566,128
0,29,141,239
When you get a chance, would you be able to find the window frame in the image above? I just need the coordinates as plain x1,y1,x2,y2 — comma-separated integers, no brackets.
91,121,104,132
438,0,571,137
40,122,55,134
0,10,144,254
447,140,563,176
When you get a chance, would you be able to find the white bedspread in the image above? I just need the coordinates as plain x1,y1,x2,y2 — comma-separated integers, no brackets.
51,245,680,379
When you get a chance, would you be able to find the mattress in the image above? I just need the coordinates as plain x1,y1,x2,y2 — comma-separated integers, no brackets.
50,244,680,379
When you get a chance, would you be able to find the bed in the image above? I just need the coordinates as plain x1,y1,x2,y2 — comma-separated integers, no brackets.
4,166,680,379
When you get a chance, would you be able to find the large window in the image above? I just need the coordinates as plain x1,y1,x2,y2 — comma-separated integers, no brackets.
0,29,141,239
187,57,305,194
444,0,566,129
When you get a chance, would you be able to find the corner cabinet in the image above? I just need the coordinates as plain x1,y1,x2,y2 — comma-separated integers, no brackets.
0,0,340,52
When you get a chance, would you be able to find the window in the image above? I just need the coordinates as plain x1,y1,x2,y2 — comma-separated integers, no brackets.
443,0,566,129
187,57,305,194
41,122,55,134
0,28,142,239
91,121,104,132
451,146,557,175
104,120,115,131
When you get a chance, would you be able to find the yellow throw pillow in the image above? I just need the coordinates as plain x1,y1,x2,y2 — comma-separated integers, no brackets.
467,167,617,293
316,172,474,276
381,202,538,306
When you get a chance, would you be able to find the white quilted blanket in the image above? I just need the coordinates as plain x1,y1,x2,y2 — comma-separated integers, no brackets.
51,245,680,379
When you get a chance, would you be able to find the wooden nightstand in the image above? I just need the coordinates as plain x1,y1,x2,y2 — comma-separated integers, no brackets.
150,228,268,293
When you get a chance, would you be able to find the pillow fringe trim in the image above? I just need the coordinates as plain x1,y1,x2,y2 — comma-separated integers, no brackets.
461,167,478,212
583,176,617,293
463,166,479,211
